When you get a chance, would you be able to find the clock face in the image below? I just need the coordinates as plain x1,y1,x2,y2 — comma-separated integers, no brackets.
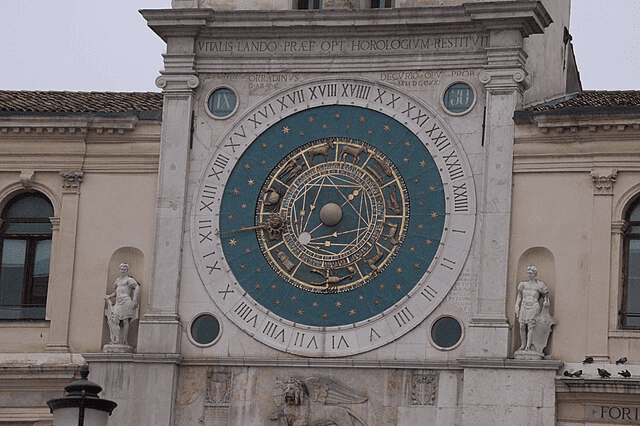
192,79,475,356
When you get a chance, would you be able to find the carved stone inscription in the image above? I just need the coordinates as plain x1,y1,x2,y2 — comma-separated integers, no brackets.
587,405,640,424
446,271,476,317
197,34,489,56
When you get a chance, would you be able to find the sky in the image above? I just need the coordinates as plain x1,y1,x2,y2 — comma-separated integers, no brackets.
0,1,638,93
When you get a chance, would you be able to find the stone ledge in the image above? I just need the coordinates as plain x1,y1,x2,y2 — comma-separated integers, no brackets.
180,356,464,370
458,357,563,370
558,377,640,394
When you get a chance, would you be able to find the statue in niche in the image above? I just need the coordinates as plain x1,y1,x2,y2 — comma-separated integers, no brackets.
104,263,140,348
270,377,368,426
514,265,556,359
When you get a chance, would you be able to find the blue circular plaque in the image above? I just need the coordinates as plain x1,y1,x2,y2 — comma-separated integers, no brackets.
207,87,238,118
443,83,475,115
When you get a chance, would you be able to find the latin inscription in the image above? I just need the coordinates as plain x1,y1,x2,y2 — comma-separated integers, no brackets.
197,34,489,56
588,406,640,424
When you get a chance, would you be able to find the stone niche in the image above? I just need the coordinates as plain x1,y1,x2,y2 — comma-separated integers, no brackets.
174,366,463,426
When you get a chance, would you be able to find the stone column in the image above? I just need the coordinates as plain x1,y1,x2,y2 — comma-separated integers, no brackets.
46,171,83,352
585,168,617,362
467,29,528,359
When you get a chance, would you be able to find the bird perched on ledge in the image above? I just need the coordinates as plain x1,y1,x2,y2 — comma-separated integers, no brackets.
619,369,631,378
597,368,611,378
616,357,628,365
582,356,594,364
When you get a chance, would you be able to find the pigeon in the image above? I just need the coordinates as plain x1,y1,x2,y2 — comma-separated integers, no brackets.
582,356,594,364
619,369,631,378
571,370,582,378
563,370,572,377
598,368,611,378
616,357,628,365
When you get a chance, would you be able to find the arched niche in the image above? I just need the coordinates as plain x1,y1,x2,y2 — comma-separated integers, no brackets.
102,247,144,350
512,247,556,354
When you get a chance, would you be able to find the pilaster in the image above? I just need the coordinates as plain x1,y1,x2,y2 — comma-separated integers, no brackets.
136,74,198,357
467,31,527,358
585,168,617,363
46,171,83,353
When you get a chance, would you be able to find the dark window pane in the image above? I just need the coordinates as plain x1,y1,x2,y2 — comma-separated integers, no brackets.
5,222,52,235
431,316,462,348
5,196,53,219
0,239,26,305
191,314,221,345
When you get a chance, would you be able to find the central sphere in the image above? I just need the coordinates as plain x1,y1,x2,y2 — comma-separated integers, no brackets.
319,203,343,226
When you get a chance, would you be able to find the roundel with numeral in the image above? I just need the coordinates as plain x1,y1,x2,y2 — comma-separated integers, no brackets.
192,78,475,357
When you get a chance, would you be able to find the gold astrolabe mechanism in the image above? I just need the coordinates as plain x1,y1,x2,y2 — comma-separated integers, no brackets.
255,138,409,294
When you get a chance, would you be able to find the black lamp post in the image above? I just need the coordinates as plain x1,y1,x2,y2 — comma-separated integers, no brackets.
47,365,117,426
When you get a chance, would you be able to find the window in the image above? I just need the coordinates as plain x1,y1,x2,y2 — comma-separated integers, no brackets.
0,193,53,319
296,0,321,9
621,199,640,328
371,0,393,8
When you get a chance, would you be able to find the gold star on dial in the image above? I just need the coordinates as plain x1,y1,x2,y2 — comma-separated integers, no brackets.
247,179,255,186
307,116,316,123
359,116,366,123
395,283,402,291
229,238,238,247
349,309,357,316
383,124,391,132
431,211,439,219
335,301,342,308
334,113,341,119
420,161,427,167
297,310,304,316
322,312,329,320
282,126,290,134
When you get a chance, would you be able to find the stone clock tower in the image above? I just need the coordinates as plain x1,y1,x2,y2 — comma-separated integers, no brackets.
87,1,571,425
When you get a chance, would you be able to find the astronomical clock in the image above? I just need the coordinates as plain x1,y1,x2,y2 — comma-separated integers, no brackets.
191,78,475,357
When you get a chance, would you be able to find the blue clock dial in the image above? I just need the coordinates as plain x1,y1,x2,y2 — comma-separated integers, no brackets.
218,105,445,327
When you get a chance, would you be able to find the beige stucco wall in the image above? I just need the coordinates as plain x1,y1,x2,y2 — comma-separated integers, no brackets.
0,118,160,355
512,119,640,363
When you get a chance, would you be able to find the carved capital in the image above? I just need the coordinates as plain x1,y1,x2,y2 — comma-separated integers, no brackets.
612,220,629,235
479,68,529,93
59,170,84,193
49,217,61,231
155,74,199,93
590,169,617,195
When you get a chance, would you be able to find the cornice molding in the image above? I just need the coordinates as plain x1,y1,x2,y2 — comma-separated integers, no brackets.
0,116,142,134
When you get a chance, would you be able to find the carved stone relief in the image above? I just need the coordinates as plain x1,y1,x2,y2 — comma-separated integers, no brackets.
410,372,438,406
200,368,232,426
270,376,368,426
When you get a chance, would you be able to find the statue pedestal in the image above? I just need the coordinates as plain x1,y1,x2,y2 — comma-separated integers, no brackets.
102,343,133,353
513,349,545,360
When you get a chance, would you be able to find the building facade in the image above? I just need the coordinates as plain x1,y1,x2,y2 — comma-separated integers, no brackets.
2,1,640,425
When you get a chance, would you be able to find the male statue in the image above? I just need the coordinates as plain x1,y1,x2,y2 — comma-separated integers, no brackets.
105,263,140,346
515,265,549,352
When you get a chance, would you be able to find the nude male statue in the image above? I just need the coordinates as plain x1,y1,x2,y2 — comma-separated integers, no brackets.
514,265,549,351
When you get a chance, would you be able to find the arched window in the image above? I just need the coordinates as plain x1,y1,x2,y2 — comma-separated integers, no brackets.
0,193,53,319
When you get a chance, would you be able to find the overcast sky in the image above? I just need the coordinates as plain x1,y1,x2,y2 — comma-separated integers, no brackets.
0,1,638,93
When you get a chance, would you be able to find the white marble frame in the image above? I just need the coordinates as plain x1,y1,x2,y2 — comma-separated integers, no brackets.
191,76,476,357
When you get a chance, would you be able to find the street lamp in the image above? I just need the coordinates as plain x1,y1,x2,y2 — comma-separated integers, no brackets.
47,364,117,426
